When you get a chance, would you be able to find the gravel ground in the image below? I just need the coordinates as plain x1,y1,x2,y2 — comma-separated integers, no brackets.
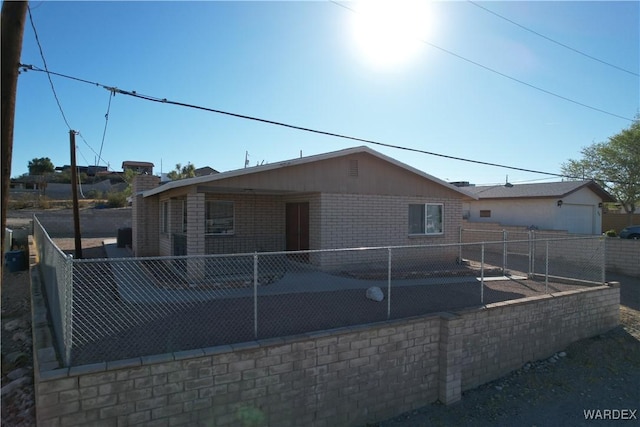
1,238,107,427
2,236,639,427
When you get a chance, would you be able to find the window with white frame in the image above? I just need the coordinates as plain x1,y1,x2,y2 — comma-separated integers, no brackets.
408,203,443,235
205,201,234,234
161,201,169,233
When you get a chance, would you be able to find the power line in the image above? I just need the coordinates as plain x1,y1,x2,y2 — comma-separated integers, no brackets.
467,0,639,77
27,4,72,130
77,132,108,166
26,6,111,170
97,90,115,168
18,63,584,180
330,1,634,122
19,63,635,185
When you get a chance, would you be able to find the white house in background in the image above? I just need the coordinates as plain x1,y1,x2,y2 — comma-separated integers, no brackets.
461,180,616,235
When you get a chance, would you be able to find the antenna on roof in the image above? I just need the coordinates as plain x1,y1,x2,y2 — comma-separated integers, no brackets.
245,151,250,168
504,175,513,188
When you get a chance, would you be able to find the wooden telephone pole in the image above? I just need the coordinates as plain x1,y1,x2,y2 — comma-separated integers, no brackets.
70,131,82,259
1,1,28,260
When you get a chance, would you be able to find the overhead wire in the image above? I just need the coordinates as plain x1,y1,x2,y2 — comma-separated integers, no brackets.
27,4,72,130
26,5,112,171
97,90,115,169
20,63,633,184
329,1,634,122
467,0,639,77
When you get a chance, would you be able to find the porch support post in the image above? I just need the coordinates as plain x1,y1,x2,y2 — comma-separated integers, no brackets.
132,175,160,256
186,192,205,283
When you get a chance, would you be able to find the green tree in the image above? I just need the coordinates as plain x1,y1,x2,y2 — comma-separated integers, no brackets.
122,168,136,185
561,118,640,224
167,162,196,180
28,157,54,175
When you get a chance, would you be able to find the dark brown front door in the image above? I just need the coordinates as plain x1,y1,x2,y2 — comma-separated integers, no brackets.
286,202,309,253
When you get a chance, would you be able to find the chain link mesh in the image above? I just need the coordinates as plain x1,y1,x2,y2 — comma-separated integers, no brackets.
33,219,606,367
33,216,73,366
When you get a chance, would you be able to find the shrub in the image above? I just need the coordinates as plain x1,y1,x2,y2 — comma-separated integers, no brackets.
8,194,34,210
604,229,617,237
38,196,51,209
86,189,104,199
106,191,128,208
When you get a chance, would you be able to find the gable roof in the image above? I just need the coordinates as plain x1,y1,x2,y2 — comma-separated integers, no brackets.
142,146,477,199
465,180,616,202
195,166,219,176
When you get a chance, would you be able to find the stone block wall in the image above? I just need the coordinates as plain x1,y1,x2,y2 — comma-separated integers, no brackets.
459,285,620,391
31,248,620,427
16,208,132,238
605,239,640,277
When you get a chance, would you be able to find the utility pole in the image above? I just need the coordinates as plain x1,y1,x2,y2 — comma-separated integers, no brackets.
1,1,28,263
70,131,82,259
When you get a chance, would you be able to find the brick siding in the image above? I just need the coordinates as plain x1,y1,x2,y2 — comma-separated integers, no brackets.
132,175,161,257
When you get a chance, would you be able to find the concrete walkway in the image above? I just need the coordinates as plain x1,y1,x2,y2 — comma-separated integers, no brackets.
100,240,520,305
102,239,132,258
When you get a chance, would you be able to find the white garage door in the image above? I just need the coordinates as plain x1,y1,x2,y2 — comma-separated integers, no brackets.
559,204,595,234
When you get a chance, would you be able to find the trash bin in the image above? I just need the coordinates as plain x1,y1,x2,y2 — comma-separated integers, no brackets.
5,250,26,273
117,227,132,248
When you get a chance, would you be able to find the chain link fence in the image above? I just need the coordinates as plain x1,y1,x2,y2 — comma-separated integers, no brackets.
34,218,606,367
460,228,606,284
33,216,73,365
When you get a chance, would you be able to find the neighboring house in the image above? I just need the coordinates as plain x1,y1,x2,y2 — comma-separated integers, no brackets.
132,146,476,270
10,174,47,191
122,161,154,175
194,166,219,177
462,180,616,235
160,166,219,183
55,165,108,176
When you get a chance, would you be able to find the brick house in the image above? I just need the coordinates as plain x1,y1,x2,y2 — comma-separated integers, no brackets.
132,146,475,264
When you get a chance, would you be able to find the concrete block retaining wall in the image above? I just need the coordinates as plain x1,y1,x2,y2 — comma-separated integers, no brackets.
30,240,620,426
9,208,132,238
606,239,640,277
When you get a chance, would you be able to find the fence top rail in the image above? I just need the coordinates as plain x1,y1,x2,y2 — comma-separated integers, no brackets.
70,235,604,264
462,228,515,233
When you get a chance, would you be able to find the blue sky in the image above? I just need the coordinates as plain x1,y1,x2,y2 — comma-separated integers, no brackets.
14,1,639,185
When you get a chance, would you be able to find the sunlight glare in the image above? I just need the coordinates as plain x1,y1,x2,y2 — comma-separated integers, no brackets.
352,1,433,69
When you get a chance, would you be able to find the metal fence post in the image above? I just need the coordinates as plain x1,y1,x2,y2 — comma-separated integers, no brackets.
502,229,507,274
253,252,258,340
545,240,549,294
527,230,534,278
480,243,485,305
387,248,392,320
531,230,536,277
601,236,606,285
458,226,463,263
64,255,74,367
